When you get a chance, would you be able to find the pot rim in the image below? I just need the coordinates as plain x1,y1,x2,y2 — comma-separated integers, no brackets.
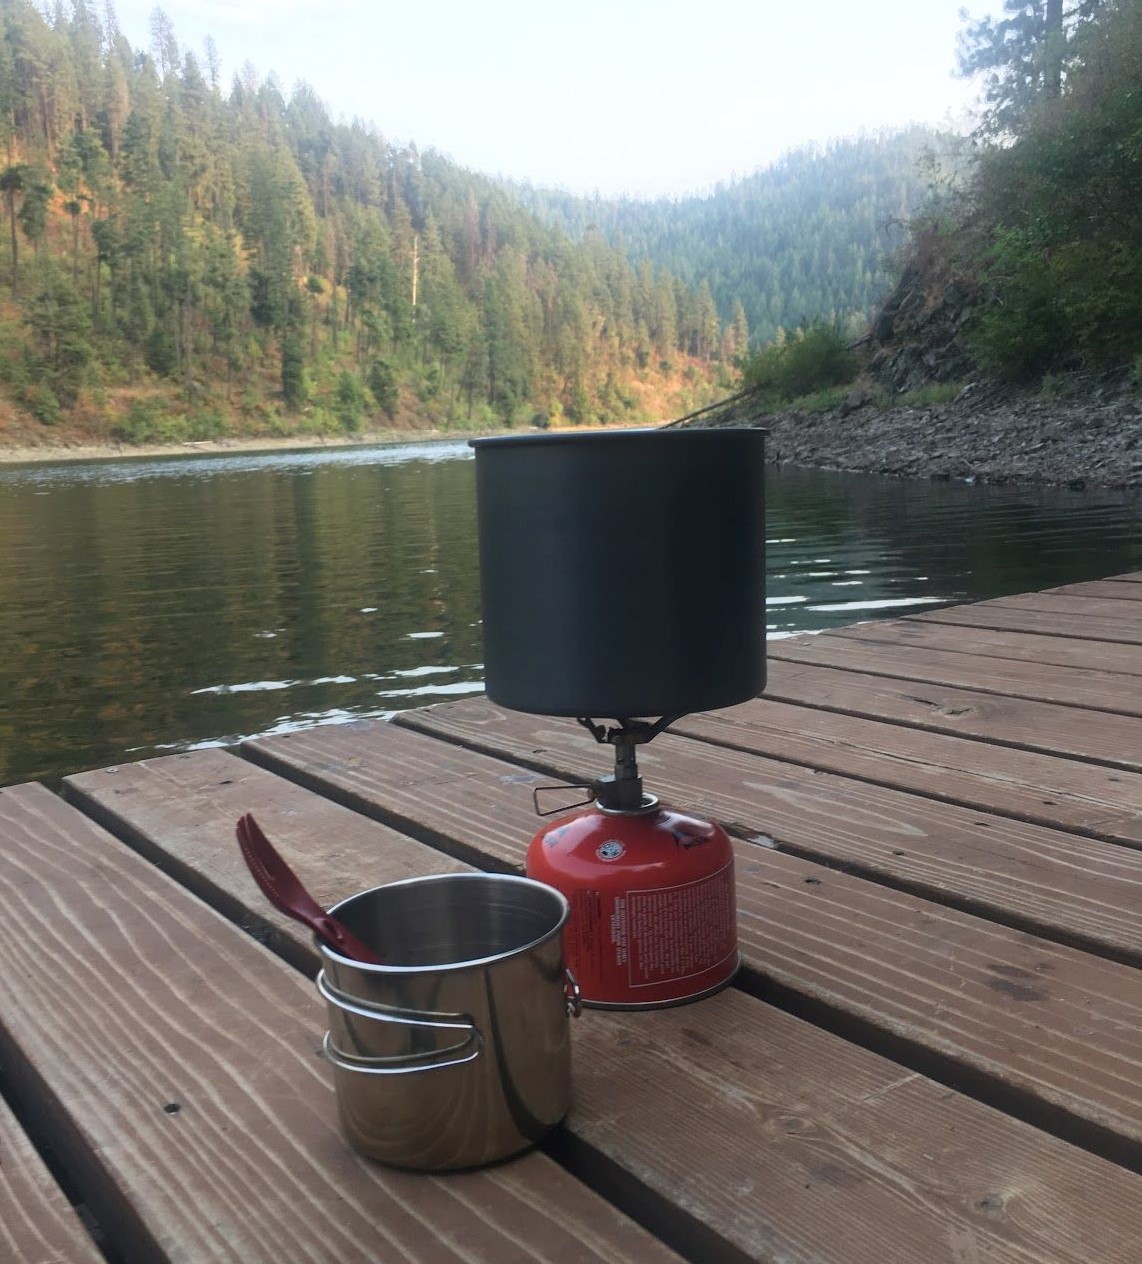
319,872,569,974
469,425,767,450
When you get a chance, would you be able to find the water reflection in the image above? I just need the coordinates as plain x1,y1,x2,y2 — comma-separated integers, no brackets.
0,446,1139,785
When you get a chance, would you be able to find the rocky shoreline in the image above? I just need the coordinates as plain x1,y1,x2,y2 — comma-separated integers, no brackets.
683,378,1142,490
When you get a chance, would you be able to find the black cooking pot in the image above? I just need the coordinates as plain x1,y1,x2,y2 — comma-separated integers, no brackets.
470,428,766,719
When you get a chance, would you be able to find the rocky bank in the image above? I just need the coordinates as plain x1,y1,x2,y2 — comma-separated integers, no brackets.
682,376,1142,489
681,242,1141,491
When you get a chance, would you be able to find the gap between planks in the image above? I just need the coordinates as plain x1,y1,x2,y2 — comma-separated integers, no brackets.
757,660,1142,774
378,701,1142,970
220,731,1142,1172
65,751,1142,1187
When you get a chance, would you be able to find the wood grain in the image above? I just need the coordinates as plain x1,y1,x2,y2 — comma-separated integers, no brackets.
829,618,1142,677
183,734,1142,1163
912,603,1142,645
1044,581,1142,602
65,748,469,972
672,696,1142,847
762,659,1142,771
768,635,1142,716
984,592,1142,621
0,783,681,1264
0,1092,105,1264
370,700,1142,964
63,753,1142,1263
564,992,1142,1264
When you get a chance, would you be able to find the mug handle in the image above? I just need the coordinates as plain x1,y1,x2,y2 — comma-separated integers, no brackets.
322,1029,483,1074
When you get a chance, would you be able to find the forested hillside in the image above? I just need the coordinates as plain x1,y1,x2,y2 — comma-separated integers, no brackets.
0,1,735,446
515,129,953,348
869,0,1142,388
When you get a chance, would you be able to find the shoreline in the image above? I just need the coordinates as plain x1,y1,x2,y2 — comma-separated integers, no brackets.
0,427,488,467
686,382,1142,491
2,397,1140,490
0,418,666,467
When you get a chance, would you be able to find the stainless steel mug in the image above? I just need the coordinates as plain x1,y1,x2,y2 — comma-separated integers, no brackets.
317,872,579,1171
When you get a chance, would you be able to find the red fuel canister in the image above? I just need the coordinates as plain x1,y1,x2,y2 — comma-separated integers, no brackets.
527,796,739,1008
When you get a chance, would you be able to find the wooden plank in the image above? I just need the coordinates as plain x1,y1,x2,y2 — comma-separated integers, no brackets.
1045,581,1142,602
136,739,1142,1165
913,603,1142,645
563,991,1142,1264
365,701,1142,965
69,751,1142,1262
672,697,1142,847
64,748,468,973
1108,571,1142,582
985,593,1142,621
762,658,1142,772
0,782,682,1264
767,635,1142,716
831,618,1142,677
0,1092,105,1264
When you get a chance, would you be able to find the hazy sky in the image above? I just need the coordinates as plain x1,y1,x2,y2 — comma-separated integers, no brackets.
108,1,1006,198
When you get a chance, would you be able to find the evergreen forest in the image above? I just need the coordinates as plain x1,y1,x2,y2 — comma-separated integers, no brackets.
949,0,1142,380
515,128,952,349
0,1,951,447
0,0,752,444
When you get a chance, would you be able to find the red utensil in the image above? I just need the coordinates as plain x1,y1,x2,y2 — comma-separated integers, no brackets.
235,812,384,965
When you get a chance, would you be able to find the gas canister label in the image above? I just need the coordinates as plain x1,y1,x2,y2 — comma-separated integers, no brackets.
626,861,736,987
596,840,625,861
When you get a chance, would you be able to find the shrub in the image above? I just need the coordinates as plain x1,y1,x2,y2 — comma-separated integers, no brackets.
741,322,857,404
23,381,61,425
186,410,228,440
967,229,1142,378
335,369,364,433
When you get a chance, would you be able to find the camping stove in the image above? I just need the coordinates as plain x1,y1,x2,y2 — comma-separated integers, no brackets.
527,717,738,1008
469,428,766,1011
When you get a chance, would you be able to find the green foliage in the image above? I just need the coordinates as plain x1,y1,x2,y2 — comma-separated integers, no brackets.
367,358,399,419
335,369,364,433
113,399,171,444
957,1,1077,137
789,385,851,413
22,381,61,425
741,323,857,404
186,410,229,440
23,268,93,407
516,129,951,348
0,0,746,432
280,325,307,410
947,1,1142,379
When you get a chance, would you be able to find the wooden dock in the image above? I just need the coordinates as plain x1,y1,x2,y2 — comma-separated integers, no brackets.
0,572,1139,1263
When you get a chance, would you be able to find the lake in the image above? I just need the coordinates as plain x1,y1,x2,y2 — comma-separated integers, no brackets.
1,439,1139,787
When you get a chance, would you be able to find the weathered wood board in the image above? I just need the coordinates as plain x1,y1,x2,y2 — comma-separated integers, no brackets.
0,1092,105,1264
1045,581,1142,602
0,783,681,1264
363,701,1142,964
761,659,1142,771
984,592,1142,621
767,635,1142,715
912,603,1142,645
66,752,1142,1263
673,696,1142,846
194,729,1142,1163
827,618,1142,676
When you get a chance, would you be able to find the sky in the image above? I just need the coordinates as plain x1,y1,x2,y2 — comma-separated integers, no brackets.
108,0,1008,199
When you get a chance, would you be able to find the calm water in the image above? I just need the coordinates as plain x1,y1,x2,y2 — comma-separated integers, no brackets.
1,440,1139,786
